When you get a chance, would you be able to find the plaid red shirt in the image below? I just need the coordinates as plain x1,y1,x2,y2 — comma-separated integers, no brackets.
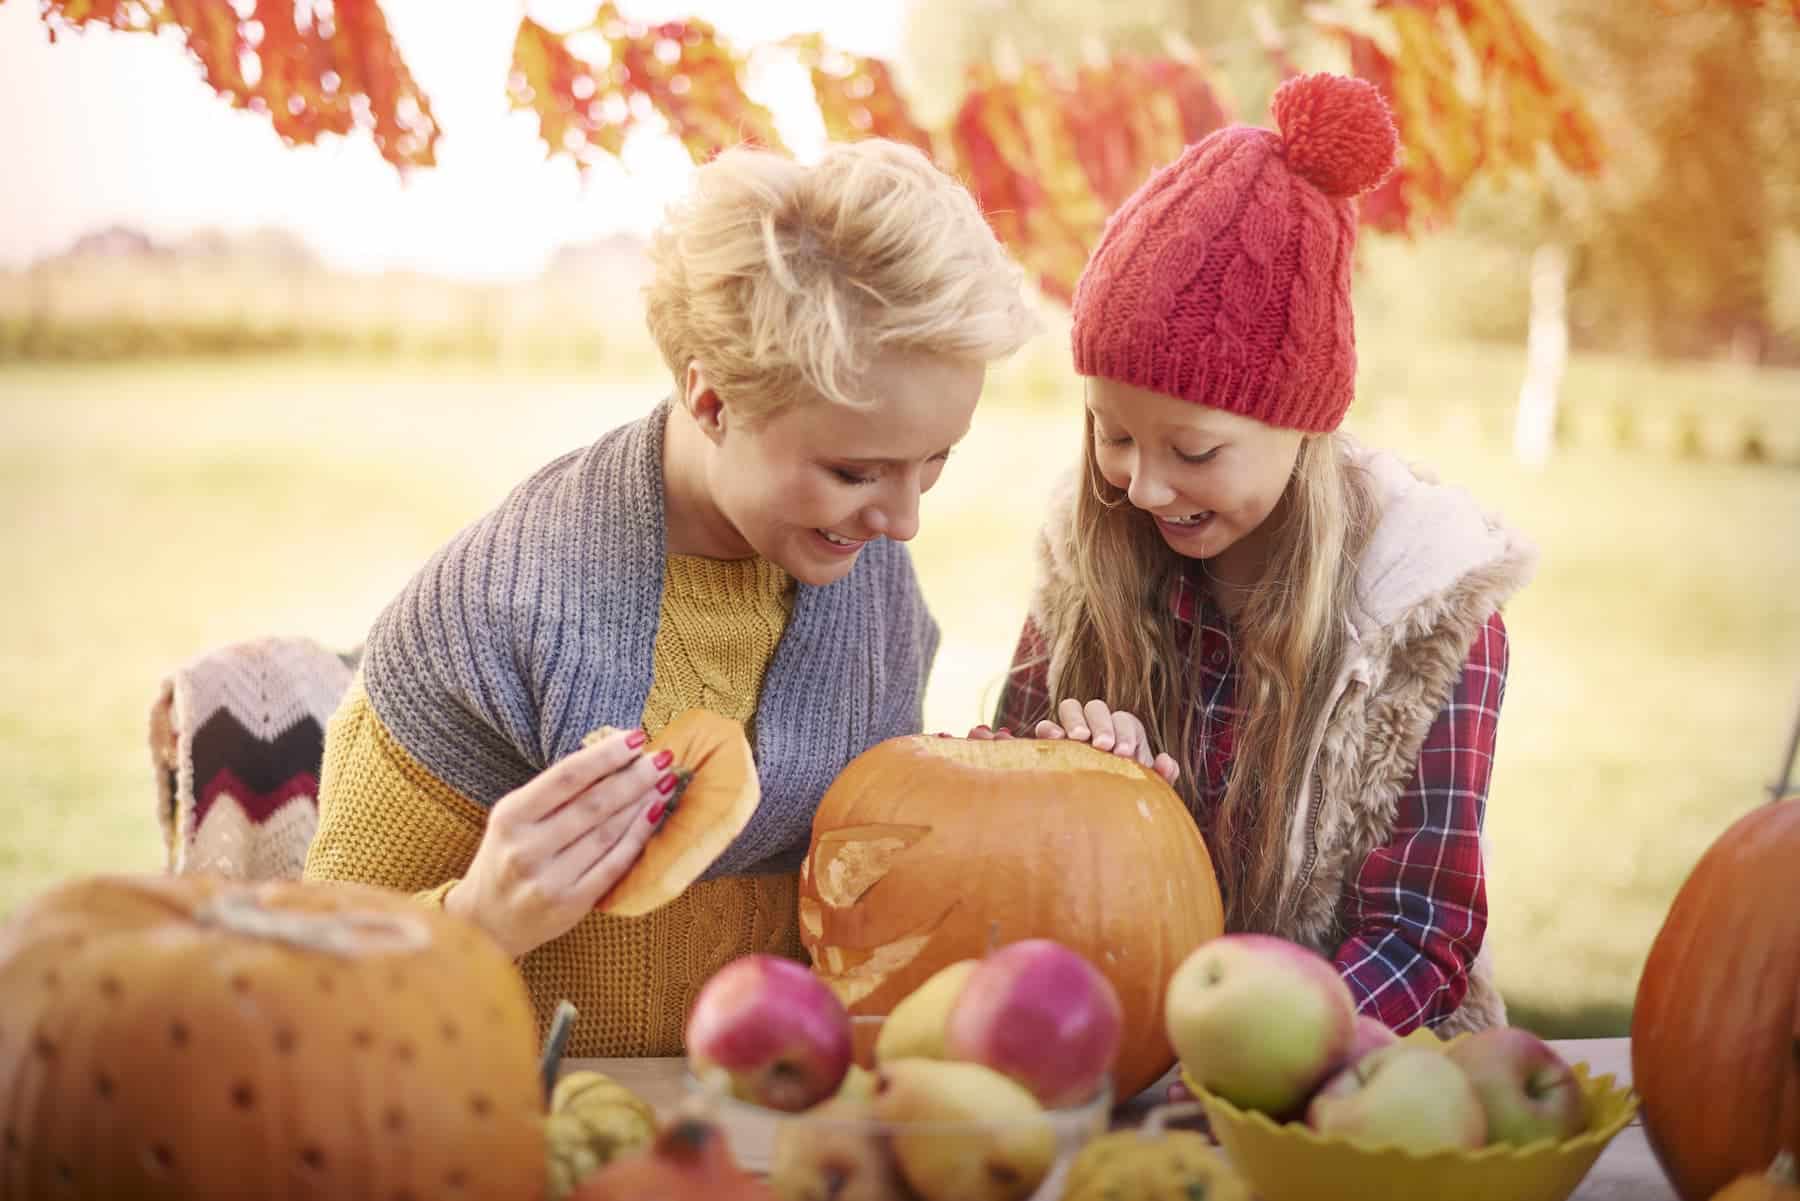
993,573,1507,1034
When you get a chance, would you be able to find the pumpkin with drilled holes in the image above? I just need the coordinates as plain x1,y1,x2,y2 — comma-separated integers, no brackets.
799,735,1225,1099
584,709,760,917
1633,796,1800,1201
0,874,546,1201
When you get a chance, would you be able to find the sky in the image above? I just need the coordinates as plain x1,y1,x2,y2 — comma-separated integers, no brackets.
0,0,908,279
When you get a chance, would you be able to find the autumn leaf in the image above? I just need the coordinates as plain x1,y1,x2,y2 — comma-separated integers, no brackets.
509,2,783,167
24,0,436,168
1063,53,1231,212
1315,0,1602,232
788,33,936,157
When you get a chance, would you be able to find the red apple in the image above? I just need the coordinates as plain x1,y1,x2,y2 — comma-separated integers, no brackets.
1343,1014,1400,1066
1164,934,1356,1115
685,954,852,1112
1307,1044,1488,1152
1446,1027,1588,1146
944,938,1122,1107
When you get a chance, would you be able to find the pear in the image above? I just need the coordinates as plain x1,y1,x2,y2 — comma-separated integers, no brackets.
872,1059,1055,1201
834,1063,879,1102
874,960,978,1063
769,1095,916,1201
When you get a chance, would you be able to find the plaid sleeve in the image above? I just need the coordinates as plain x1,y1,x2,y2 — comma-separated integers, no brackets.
991,617,1052,733
1332,610,1509,1033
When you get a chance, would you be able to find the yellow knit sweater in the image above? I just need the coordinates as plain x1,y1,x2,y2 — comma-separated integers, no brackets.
304,555,804,1056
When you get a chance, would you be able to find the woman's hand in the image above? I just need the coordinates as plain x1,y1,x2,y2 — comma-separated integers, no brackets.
444,728,676,959
1036,699,1180,785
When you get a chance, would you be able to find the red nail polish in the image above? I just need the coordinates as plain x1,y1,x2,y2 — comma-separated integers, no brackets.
653,749,674,770
646,800,665,825
656,771,678,795
626,729,647,749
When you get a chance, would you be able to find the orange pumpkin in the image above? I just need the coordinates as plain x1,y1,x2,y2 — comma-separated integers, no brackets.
1633,795,1800,1201
799,735,1225,1100
1711,1152,1799,1201
570,1116,774,1200
0,874,546,1201
589,709,760,917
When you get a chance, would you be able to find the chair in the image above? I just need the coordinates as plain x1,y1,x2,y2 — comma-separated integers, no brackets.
148,636,358,881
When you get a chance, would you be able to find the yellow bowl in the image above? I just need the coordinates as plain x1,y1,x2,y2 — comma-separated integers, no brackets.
1181,1032,1639,1201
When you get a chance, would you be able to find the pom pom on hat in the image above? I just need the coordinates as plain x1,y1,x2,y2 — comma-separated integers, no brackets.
1272,72,1398,198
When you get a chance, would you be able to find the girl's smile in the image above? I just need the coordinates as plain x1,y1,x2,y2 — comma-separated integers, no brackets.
1086,377,1303,583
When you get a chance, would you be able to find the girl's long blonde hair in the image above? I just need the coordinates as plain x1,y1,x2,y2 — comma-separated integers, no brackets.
1039,414,1378,932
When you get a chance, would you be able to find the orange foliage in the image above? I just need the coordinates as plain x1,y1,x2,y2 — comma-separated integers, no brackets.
28,0,1719,297
1312,0,1603,233
28,0,437,169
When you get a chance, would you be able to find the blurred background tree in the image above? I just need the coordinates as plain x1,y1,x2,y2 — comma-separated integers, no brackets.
898,0,1800,363
1475,0,1800,363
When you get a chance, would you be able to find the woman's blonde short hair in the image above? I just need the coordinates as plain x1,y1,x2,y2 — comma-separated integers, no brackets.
645,138,1038,418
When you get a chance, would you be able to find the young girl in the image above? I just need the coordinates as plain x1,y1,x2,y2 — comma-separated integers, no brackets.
304,137,1037,1055
991,73,1536,1035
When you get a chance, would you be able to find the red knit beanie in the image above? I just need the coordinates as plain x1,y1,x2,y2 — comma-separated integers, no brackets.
1070,73,1398,433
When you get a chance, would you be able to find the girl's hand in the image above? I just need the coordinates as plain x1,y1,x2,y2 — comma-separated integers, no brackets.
1037,698,1180,786
444,728,674,959
964,725,1016,740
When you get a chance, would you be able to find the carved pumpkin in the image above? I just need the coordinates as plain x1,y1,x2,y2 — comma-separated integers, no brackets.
1711,1153,1799,1201
1633,795,1800,1201
588,709,760,917
0,874,545,1201
799,736,1225,1099
569,1116,775,1200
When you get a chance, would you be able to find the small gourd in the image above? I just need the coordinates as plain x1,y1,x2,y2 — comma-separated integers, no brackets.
545,1071,657,1199
1712,1152,1800,1201
1061,1103,1250,1201
536,1001,657,1199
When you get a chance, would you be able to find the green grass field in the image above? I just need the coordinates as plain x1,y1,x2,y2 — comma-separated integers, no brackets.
2,341,1796,1037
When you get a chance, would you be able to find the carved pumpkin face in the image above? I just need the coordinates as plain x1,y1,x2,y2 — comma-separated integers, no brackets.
799,736,1225,1099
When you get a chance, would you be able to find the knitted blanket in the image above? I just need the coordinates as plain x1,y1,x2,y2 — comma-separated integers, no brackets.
150,637,358,880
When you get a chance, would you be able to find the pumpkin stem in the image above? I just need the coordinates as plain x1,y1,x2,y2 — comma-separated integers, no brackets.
192,890,430,956
1142,1101,1209,1136
539,999,579,1107
1770,1151,1796,1185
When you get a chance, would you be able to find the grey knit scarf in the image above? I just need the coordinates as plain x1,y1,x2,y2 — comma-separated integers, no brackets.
362,400,940,876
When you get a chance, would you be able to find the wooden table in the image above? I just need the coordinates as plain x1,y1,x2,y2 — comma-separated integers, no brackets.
564,1037,1675,1199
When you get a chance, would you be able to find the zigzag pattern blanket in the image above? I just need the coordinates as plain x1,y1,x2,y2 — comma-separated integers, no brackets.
149,637,358,880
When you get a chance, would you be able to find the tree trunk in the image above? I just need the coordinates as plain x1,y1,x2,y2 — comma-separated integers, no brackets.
1514,242,1569,469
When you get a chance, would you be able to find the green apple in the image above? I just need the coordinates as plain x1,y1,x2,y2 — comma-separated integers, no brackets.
1164,934,1356,1115
1306,1045,1488,1152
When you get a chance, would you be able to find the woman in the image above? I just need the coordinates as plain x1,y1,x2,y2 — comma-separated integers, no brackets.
304,136,1038,1055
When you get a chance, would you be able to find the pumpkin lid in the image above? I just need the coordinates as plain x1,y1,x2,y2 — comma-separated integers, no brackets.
592,710,759,917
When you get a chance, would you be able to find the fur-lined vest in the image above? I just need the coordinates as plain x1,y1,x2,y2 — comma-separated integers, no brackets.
1029,437,1538,1033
